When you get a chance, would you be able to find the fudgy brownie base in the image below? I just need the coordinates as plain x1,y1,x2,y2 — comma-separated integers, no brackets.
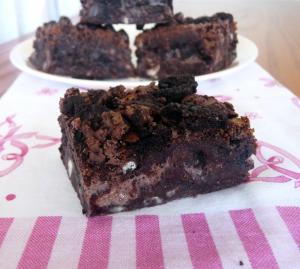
135,13,238,79
80,0,173,25
58,76,256,216
30,17,135,79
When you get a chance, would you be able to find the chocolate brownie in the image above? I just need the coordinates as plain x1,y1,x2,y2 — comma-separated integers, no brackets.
29,17,135,79
135,13,238,79
58,76,256,216
80,0,173,25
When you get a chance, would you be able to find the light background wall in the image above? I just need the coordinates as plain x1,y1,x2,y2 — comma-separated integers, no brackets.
0,0,299,44
0,0,81,44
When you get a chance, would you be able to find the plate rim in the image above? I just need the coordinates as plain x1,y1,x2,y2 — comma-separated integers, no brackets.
10,34,258,89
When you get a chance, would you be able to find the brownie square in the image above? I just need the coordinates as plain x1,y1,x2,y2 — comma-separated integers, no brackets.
80,0,173,25
58,76,256,216
135,13,238,79
29,17,135,79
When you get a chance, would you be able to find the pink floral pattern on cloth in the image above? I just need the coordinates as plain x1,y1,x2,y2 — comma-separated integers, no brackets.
292,97,300,109
259,77,282,88
0,115,60,177
36,88,58,96
5,193,16,201
249,141,300,188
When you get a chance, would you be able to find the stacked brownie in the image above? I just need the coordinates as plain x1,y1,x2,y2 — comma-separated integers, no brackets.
80,0,174,25
59,76,256,216
136,13,237,79
30,1,238,79
30,18,135,79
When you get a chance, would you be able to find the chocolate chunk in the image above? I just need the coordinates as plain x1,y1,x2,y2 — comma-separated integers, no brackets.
156,75,198,103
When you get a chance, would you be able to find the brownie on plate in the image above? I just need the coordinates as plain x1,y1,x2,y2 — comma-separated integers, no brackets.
135,13,238,79
29,17,135,79
80,0,173,25
58,76,256,216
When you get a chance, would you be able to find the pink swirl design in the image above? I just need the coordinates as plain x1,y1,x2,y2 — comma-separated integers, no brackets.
213,95,233,102
292,97,300,109
259,77,282,88
250,141,300,188
32,135,61,149
36,88,58,96
0,115,60,177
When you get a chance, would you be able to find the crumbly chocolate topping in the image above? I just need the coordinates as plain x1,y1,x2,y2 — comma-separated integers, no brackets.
60,76,252,170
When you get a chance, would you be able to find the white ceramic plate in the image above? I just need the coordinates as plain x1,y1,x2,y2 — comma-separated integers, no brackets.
10,34,258,89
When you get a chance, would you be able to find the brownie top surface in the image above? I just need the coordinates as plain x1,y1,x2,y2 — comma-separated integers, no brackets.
59,76,257,178
60,75,237,133
152,12,234,29
61,76,245,150
81,0,173,9
35,17,129,43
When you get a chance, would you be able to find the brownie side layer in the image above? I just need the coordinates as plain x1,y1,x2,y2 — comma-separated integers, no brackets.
30,17,135,79
58,76,256,216
80,0,173,25
135,13,238,79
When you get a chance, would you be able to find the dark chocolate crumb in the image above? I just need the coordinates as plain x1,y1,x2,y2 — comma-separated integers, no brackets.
157,75,198,103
